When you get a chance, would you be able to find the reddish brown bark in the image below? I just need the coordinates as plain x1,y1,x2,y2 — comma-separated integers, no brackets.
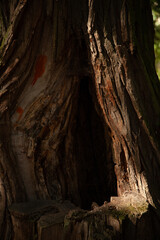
0,0,160,239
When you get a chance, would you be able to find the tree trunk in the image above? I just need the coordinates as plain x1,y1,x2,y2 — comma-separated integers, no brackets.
0,0,160,239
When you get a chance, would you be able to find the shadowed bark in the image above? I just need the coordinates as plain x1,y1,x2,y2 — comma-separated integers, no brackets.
0,0,160,239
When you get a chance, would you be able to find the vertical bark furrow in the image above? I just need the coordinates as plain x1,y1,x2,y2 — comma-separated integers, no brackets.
87,0,160,205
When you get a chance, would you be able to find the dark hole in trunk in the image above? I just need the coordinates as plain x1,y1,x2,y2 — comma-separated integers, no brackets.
71,77,117,209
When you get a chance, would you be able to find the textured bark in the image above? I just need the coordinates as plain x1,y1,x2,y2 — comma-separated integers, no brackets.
0,0,160,239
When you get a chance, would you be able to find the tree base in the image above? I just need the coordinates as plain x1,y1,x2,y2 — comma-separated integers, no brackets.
64,192,160,240
8,192,160,240
9,200,76,240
